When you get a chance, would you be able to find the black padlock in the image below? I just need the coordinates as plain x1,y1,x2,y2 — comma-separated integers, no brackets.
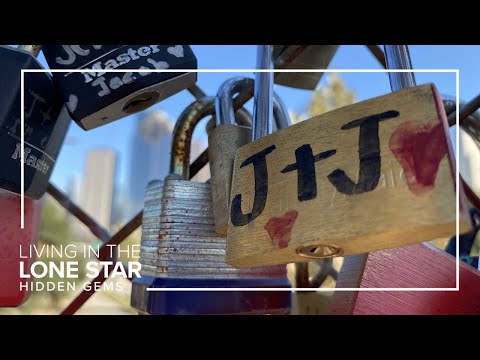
0,45,70,199
42,45,198,130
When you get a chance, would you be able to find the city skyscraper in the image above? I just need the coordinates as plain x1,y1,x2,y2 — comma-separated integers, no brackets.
127,110,210,218
66,174,82,204
128,110,174,217
81,149,117,230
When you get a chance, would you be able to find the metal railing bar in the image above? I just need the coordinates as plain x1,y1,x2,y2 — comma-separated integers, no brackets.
188,84,207,99
60,210,143,315
448,93,480,127
366,45,387,69
190,148,209,177
47,183,111,243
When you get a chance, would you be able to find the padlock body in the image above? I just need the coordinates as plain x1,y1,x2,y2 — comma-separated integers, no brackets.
43,45,198,130
132,277,290,315
208,124,252,234
0,46,70,199
226,84,471,268
273,45,338,90
0,193,41,307
131,177,291,315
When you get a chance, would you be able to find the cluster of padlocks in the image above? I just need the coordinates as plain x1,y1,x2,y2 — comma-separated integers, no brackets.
0,44,198,307
1,45,479,314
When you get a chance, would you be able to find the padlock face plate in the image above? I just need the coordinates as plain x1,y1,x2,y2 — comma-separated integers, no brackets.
226,84,471,268
0,47,70,199
131,176,291,314
42,45,122,69
43,45,197,130
208,124,252,234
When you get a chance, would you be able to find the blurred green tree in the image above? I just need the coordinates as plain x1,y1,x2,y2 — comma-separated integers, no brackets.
35,197,71,308
27,196,88,310
291,74,357,124
308,74,356,116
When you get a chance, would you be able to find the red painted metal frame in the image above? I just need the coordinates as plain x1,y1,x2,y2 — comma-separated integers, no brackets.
330,243,480,315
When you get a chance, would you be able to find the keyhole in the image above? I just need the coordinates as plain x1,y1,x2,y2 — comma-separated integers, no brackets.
122,91,160,114
296,244,343,259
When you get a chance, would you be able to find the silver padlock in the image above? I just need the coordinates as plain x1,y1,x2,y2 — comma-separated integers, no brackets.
131,97,290,315
209,76,291,234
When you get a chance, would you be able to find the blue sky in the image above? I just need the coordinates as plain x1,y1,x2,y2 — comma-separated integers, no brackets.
34,45,479,193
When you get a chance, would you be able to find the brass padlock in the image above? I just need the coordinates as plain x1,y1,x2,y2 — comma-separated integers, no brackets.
209,77,291,234
131,97,290,315
226,46,471,268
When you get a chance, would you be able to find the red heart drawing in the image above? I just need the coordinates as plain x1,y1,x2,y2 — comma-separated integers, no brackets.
389,121,448,195
264,210,299,249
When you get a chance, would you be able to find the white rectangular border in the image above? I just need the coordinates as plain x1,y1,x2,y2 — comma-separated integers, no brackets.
21,68,460,292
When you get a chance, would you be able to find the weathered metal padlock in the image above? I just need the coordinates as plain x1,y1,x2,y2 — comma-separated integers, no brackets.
131,97,290,315
0,45,71,199
273,45,339,89
42,45,197,130
209,76,292,234
226,45,471,268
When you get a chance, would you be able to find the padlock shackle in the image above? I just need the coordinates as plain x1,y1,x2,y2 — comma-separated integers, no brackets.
17,45,42,57
272,93,290,130
216,77,291,130
170,97,215,179
205,107,252,138
384,45,416,91
216,77,253,127
252,45,274,140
